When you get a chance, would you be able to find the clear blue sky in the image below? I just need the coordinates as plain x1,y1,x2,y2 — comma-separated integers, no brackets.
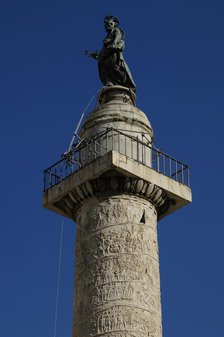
1,1,224,336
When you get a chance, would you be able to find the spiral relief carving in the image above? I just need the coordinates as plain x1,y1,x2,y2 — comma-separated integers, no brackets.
72,195,162,337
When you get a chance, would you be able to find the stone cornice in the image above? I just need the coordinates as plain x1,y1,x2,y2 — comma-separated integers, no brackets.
43,150,191,221
54,174,169,220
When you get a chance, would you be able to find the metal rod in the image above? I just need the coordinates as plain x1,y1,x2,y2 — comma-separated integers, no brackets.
44,173,46,191
65,161,67,178
118,132,120,153
181,164,184,184
175,161,178,181
112,128,114,150
141,134,143,164
169,157,171,177
137,137,139,163
60,161,62,180
188,167,190,186
131,138,133,159
125,134,127,156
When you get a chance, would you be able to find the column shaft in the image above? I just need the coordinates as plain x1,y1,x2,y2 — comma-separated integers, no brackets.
72,194,162,337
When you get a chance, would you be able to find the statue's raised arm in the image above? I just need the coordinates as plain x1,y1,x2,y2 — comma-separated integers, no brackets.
85,15,136,92
84,50,99,60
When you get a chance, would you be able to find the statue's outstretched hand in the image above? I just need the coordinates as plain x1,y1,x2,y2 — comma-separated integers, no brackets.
84,50,99,60
84,50,92,56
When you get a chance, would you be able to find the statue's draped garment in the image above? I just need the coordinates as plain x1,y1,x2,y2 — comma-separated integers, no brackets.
97,28,136,91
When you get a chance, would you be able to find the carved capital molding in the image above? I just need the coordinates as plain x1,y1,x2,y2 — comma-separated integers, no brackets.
54,173,169,220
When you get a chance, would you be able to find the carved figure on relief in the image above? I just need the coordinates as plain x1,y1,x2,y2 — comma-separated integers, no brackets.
81,226,150,258
79,199,150,235
94,306,155,335
92,282,135,305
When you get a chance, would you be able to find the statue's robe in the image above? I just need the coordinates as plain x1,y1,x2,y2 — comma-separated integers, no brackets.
97,28,136,91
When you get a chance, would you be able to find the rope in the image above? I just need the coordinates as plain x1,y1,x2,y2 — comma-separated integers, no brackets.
53,219,64,337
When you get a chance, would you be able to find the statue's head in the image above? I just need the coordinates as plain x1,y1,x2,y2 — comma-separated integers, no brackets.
104,15,119,31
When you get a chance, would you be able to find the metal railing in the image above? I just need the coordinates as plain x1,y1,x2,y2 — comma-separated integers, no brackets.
43,128,190,191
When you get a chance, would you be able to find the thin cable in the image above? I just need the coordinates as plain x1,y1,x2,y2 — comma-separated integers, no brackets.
82,89,99,115
68,89,100,152
53,219,64,337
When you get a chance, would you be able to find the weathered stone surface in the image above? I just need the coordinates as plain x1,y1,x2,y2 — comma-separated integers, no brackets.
42,86,192,337
79,86,153,167
72,195,162,337
43,151,191,221
80,86,153,140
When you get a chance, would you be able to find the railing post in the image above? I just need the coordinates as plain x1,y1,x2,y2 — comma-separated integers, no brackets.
175,161,178,181
77,150,81,168
76,151,79,168
60,161,63,181
118,132,121,154
101,141,103,156
131,138,133,159
188,167,190,187
54,168,57,185
65,161,68,178
44,171,46,192
73,154,75,173
137,136,139,163
141,134,143,164
125,134,127,156
152,148,155,170
143,143,146,165
169,157,171,177
94,140,97,160
87,142,90,163
181,164,184,184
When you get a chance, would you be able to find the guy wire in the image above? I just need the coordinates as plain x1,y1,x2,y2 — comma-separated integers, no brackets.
53,219,64,337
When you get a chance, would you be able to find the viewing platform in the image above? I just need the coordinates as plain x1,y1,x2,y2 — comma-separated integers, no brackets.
43,127,191,220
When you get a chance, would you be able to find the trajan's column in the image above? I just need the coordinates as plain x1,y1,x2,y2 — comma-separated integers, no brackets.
43,16,192,337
